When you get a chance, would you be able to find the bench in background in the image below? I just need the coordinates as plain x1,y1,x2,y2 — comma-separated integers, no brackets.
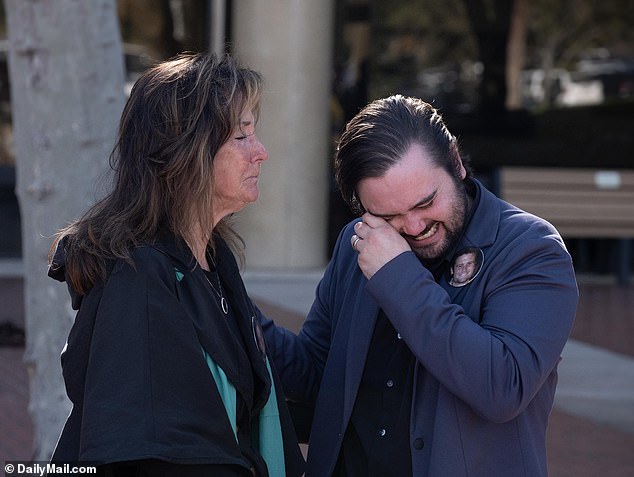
497,166,634,284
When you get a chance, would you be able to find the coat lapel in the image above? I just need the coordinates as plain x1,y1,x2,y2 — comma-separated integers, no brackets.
343,286,379,423
153,237,262,410
215,242,272,412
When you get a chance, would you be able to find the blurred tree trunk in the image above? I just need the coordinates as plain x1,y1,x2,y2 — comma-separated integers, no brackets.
3,0,125,459
463,0,513,118
117,0,208,60
506,0,527,109
118,0,178,59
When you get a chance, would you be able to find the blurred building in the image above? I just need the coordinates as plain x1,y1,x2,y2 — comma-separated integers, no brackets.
1,0,633,278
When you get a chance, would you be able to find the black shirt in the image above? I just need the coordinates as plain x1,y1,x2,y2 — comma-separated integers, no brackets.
334,311,415,476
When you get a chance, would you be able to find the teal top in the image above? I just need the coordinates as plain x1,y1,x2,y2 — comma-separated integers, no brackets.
204,350,286,476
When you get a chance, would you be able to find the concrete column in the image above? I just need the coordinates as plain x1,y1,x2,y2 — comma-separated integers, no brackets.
232,0,334,269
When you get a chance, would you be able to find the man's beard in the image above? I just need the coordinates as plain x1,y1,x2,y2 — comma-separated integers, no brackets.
409,182,469,262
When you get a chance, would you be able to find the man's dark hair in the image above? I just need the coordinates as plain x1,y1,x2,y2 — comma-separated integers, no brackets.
335,94,472,213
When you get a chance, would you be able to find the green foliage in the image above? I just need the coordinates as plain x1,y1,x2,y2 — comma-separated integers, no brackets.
372,0,476,66
369,0,478,98
366,0,634,106
527,0,634,68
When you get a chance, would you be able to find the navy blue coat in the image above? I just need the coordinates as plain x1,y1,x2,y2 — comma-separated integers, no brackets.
262,180,578,477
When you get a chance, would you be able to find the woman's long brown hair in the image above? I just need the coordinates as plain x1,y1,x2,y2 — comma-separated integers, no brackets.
51,53,264,294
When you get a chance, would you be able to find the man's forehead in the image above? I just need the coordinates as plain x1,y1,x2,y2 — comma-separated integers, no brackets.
358,151,444,215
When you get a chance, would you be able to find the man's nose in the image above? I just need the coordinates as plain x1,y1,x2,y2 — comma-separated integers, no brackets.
400,212,427,236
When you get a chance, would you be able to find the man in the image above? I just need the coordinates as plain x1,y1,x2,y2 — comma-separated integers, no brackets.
261,95,578,476
449,246,481,286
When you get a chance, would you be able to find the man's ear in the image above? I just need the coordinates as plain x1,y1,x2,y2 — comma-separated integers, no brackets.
452,147,466,180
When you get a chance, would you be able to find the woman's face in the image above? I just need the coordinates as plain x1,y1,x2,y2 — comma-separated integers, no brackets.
212,110,268,223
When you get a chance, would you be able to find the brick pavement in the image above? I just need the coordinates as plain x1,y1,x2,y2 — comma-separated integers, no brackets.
1,277,633,475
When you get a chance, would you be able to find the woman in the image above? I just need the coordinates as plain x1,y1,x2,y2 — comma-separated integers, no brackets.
48,53,304,476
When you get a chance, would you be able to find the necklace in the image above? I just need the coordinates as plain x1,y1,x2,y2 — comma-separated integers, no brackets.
204,256,229,315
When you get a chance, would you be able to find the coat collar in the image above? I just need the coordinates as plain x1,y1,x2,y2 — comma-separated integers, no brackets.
460,179,500,251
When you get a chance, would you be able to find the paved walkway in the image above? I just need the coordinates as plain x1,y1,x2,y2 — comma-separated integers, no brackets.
2,267,633,475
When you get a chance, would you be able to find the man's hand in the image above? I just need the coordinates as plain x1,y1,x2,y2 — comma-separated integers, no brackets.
351,213,411,279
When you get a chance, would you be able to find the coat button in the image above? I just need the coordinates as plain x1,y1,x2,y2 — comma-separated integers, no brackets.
378,428,387,437
386,379,394,388
413,438,424,449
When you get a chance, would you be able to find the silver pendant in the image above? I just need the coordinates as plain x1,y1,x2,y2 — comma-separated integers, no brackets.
221,296,229,314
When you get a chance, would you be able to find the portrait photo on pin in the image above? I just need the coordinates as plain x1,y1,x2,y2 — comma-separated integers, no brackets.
449,247,484,287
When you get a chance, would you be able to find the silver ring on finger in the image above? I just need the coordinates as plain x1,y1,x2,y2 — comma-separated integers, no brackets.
352,235,361,252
